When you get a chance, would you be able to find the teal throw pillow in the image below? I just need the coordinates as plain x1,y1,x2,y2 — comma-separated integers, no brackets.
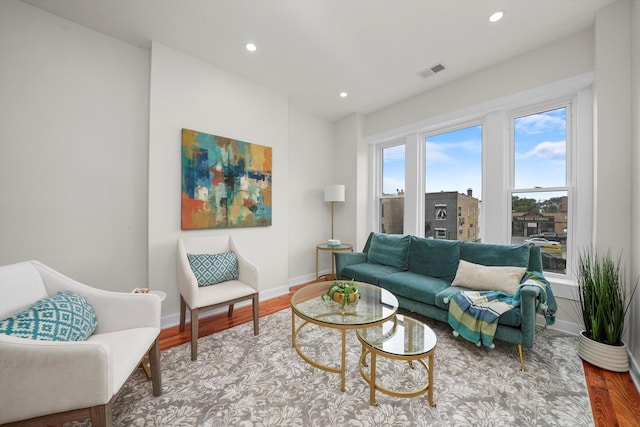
0,291,97,341
187,252,239,286
366,233,410,270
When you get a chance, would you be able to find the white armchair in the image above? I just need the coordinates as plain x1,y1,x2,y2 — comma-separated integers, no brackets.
177,235,259,361
0,261,162,427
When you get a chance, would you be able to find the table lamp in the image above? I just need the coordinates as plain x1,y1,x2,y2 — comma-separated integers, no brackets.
324,184,345,243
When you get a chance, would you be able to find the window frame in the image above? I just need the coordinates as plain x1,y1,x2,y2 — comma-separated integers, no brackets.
369,77,593,297
509,100,573,279
375,139,406,234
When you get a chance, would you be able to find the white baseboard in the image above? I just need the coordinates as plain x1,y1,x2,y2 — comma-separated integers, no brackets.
629,355,640,393
537,315,583,336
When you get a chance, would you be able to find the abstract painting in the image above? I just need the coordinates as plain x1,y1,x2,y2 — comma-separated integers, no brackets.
181,128,272,229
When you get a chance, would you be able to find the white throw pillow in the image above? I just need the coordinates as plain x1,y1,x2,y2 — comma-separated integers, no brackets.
451,260,526,295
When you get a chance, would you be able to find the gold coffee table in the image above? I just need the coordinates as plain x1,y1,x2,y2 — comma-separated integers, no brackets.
291,281,398,392
357,314,437,406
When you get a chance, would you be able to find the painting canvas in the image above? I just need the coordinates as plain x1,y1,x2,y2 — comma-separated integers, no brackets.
181,128,272,229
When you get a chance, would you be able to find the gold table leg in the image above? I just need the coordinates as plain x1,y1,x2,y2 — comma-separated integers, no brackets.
428,352,435,406
370,351,378,406
341,329,347,392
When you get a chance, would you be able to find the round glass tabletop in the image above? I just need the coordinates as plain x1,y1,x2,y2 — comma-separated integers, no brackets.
357,314,437,357
290,281,398,327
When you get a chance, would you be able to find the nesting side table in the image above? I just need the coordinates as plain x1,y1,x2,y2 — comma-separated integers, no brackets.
357,314,437,406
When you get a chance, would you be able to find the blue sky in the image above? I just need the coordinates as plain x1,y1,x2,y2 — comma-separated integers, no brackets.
382,108,567,202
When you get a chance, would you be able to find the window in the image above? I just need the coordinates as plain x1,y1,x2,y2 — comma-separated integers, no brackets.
511,107,569,274
424,124,482,242
379,143,405,234
371,78,591,288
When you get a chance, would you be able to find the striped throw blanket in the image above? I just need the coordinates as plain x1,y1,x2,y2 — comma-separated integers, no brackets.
447,290,517,348
447,271,556,348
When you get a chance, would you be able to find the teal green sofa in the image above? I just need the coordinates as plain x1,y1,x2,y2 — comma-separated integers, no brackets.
335,232,546,370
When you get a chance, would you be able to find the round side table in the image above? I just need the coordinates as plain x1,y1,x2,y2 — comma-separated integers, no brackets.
315,243,353,280
357,314,437,406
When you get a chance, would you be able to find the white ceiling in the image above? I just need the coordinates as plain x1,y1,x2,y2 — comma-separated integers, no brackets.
22,0,615,122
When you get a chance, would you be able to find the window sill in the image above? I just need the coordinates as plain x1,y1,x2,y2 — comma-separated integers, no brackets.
545,273,577,300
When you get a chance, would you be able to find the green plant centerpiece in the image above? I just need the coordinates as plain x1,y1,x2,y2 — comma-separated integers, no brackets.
576,249,638,372
321,280,359,307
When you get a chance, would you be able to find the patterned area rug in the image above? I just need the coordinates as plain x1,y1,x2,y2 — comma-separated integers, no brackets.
69,308,594,426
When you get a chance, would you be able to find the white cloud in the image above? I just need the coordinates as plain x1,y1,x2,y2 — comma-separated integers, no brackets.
426,140,480,165
382,145,405,161
515,113,565,135
425,141,452,164
516,141,565,160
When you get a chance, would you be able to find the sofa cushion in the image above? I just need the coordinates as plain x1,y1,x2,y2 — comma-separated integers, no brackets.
366,233,410,270
408,237,460,282
379,272,450,306
0,291,97,341
434,286,521,327
341,262,401,286
187,252,239,286
451,260,526,295
496,309,521,327
460,242,530,268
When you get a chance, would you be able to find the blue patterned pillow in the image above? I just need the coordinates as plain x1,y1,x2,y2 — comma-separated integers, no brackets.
0,291,97,341
187,252,239,286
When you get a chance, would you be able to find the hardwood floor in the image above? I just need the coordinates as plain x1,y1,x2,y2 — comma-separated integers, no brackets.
160,284,640,427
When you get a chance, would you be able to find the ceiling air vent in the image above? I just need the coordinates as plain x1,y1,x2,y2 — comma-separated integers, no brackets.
417,62,446,79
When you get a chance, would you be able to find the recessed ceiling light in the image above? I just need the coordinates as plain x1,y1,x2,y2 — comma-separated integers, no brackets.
489,11,504,23
245,43,257,52
339,92,348,98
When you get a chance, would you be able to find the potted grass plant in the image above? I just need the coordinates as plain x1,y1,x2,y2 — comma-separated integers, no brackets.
576,249,638,372
321,280,359,306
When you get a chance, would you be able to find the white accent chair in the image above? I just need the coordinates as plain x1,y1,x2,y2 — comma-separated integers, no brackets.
177,235,259,361
0,261,162,427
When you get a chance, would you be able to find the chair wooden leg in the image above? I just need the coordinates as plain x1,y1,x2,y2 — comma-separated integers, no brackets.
149,338,162,396
179,295,186,332
90,403,111,427
518,344,525,372
190,307,199,361
228,304,234,317
252,293,259,335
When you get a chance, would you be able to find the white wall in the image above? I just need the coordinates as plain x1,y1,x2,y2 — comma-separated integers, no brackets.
364,28,594,139
593,0,639,384
0,1,150,290
287,108,335,282
148,42,291,320
628,0,640,386
333,113,370,251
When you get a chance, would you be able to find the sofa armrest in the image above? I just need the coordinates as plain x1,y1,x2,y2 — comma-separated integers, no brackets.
0,336,112,424
334,252,367,280
519,284,542,348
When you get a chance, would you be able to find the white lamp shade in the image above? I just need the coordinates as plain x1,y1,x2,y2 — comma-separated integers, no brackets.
324,185,345,202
